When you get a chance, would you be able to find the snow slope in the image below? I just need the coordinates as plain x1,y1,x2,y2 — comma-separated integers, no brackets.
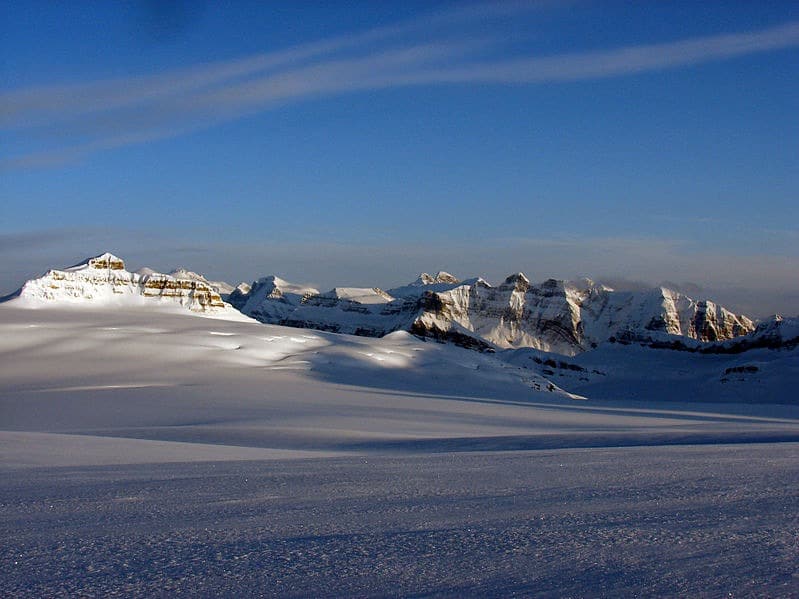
501,315,799,404
1,302,796,463
7,252,240,315
6,253,755,355
3,445,797,597
1,298,798,597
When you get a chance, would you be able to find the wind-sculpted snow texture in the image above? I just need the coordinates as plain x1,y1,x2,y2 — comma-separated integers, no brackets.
235,270,755,355
0,302,799,598
1,296,798,596
3,446,798,598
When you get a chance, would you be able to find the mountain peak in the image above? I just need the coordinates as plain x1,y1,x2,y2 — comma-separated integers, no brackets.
258,275,289,288
433,271,459,284
413,272,460,286
169,267,203,278
9,251,230,313
502,272,531,289
253,275,317,296
67,252,126,272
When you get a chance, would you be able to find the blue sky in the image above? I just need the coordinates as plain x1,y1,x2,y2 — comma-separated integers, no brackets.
1,1,798,316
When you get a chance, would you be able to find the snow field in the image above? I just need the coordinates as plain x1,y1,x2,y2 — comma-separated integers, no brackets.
1,302,798,597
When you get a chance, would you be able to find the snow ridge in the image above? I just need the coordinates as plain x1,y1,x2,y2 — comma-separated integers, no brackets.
9,253,235,314
234,271,755,355
5,253,757,354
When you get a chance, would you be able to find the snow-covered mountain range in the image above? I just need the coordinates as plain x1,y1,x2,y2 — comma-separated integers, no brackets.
231,269,755,355
1,251,797,406
7,253,236,314
2,252,771,356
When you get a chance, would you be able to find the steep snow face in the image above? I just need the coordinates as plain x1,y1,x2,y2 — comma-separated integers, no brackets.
229,276,319,322
14,253,140,304
410,276,587,355
198,269,757,356
318,287,394,305
581,286,754,344
691,300,755,341
751,315,799,344
10,253,234,314
233,277,422,337
284,287,419,337
704,315,799,353
388,272,464,298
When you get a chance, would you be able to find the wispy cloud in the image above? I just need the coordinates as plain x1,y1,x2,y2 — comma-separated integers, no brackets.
404,20,799,83
3,4,798,169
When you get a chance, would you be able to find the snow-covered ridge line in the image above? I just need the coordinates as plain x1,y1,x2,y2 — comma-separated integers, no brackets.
234,270,756,356
613,315,799,354
8,252,234,314
5,252,758,354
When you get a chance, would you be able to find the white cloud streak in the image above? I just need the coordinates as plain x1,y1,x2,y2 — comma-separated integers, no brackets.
404,20,799,83
3,7,798,169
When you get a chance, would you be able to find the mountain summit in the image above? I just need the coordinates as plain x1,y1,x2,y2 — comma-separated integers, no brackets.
6,253,756,355
8,252,231,313
233,271,755,355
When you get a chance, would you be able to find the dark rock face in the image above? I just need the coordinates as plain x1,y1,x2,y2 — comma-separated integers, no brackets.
233,272,756,356
227,283,251,311
690,300,753,342
409,320,496,352
140,274,226,308
87,255,125,270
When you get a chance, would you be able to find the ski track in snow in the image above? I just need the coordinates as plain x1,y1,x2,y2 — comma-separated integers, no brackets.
1,304,798,597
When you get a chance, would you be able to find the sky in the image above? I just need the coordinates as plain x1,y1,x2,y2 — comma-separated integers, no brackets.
1,0,798,317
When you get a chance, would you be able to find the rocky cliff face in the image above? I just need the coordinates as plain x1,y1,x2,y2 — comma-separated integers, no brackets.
579,286,754,346
229,276,319,323
168,268,235,297
230,278,420,337
11,252,230,313
704,315,798,353
233,271,755,355
8,254,756,353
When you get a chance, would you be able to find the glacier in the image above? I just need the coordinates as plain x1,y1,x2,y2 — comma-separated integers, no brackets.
2,251,798,597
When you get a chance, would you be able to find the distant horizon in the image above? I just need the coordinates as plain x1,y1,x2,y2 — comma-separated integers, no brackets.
2,2,797,319
2,237,796,320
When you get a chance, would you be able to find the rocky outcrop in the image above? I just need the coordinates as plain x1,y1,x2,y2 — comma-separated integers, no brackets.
88,254,125,270
284,288,419,337
580,286,754,347
7,254,756,353
703,315,798,353
140,273,226,310
9,252,230,313
609,315,797,354
169,268,235,297
229,276,319,322
234,271,756,355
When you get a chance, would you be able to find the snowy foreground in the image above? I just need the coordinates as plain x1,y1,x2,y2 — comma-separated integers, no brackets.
1,304,798,597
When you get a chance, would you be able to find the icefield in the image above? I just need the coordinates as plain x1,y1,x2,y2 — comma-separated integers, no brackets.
1,303,798,597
